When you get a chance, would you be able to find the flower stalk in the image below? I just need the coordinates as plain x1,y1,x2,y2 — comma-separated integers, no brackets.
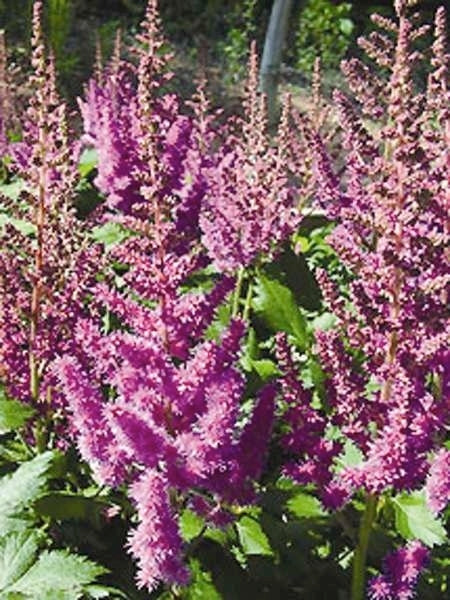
351,494,377,600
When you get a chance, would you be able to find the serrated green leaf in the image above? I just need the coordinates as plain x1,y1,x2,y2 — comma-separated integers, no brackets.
0,516,31,535
91,222,132,247
205,301,232,342
286,492,325,519
0,439,31,465
185,559,221,600
392,492,447,547
0,452,55,530
236,516,273,556
250,359,279,380
253,275,308,348
6,550,108,597
0,531,39,590
34,591,75,600
0,394,35,434
34,493,106,525
179,509,205,542
336,439,365,471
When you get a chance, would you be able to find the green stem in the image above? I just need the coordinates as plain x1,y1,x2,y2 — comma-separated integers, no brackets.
232,267,245,317
243,278,253,322
351,494,377,600
35,419,49,454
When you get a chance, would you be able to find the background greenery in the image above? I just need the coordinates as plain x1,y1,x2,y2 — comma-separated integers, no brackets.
0,0,443,100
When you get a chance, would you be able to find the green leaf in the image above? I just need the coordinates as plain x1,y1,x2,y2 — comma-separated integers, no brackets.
6,550,108,598
91,222,132,247
205,301,232,342
0,213,35,236
34,493,106,525
392,492,447,547
339,18,354,36
250,359,279,380
310,312,336,332
336,439,364,471
253,275,308,348
185,559,221,600
0,452,55,532
179,509,205,542
286,492,325,519
0,179,25,201
84,584,127,599
236,516,273,556
0,531,40,590
0,394,35,434
78,148,98,177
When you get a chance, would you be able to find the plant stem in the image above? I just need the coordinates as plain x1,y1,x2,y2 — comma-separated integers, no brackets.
351,494,377,600
232,267,245,317
243,278,253,322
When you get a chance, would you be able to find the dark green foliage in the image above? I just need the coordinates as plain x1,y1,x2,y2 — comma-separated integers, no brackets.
295,0,354,74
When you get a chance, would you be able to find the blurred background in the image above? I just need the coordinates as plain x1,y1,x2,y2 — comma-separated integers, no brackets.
0,0,443,102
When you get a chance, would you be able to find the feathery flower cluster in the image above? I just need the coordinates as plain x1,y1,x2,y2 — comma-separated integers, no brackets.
79,1,206,230
424,449,450,515
368,541,429,600
54,1,278,590
0,1,103,411
275,6,447,597
4,1,445,597
200,43,301,272
0,29,22,155
295,0,450,502
56,318,276,591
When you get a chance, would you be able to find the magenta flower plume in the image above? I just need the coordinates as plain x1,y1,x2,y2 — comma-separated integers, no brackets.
0,1,103,414
369,541,429,600
128,470,190,591
79,0,206,229
57,316,275,590
0,29,23,156
297,2,450,501
199,44,301,272
54,355,125,486
424,449,450,515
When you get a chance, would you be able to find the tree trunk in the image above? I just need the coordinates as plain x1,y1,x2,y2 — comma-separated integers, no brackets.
260,0,293,126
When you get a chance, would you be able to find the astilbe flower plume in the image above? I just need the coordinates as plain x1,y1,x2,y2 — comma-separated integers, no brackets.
276,3,448,596
368,541,429,600
0,29,23,155
199,42,302,272
296,0,449,502
79,0,206,229
0,1,103,415
424,448,450,515
56,318,276,591
78,0,234,359
56,1,276,590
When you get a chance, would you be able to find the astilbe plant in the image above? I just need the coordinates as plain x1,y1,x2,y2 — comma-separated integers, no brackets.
0,29,22,155
200,42,301,273
368,540,430,600
56,319,276,591
55,0,278,591
0,1,103,427
277,1,449,598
